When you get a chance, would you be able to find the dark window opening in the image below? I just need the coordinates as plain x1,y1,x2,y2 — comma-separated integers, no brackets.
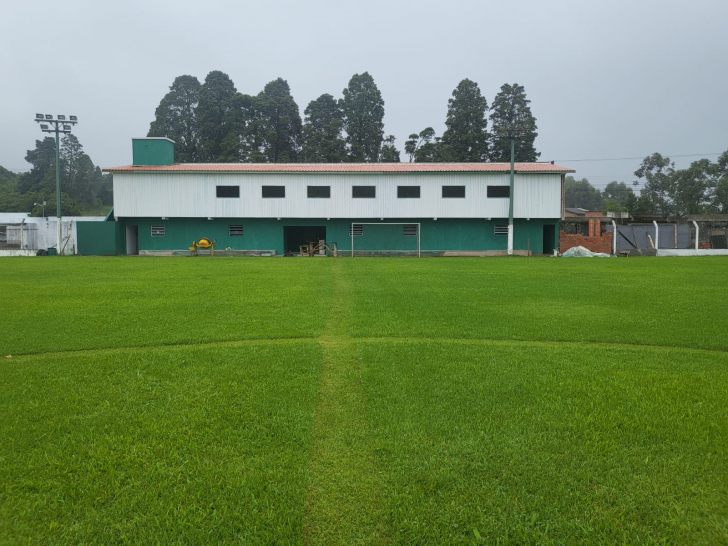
352,186,376,198
403,224,418,236
229,225,244,236
217,185,240,198
151,225,165,237
563,222,589,236
442,185,465,198
262,185,285,198
487,185,510,198
349,224,363,236
307,186,330,198
494,225,508,236
398,186,420,198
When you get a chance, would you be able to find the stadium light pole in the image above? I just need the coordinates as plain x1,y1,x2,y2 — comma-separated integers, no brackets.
34,113,78,254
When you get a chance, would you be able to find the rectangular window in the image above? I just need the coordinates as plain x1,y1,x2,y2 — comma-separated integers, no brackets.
352,186,376,198
487,185,510,198
442,185,465,198
151,225,165,237
262,185,285,198
216,185,240,198
349,224,363,236
229,225,244,236
495,225,509,236
398,186,420,198
307,186,330,198
403,224,418,236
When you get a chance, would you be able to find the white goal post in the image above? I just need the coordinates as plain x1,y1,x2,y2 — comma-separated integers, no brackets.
350,222,421,257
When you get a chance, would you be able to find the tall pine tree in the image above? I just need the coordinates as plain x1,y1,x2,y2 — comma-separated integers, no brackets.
489,83,540,162
341,72,384,162
18,138,56,193
221,79,302,163
148,75,201,163
441,79,489,162
197,71,237,162
300,94,346,162
255,78,302,163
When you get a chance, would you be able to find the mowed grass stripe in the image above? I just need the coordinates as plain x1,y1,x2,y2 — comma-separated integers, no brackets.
304,260,386,545
6,334,728,362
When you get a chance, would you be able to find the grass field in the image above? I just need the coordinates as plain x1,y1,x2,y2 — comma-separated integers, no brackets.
1,256,727,544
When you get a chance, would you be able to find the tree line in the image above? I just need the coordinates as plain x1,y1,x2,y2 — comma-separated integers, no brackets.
0,135,112,216
147,71,540,164
565,151,728,216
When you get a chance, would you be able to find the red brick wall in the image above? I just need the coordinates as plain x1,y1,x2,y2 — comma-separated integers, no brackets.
559,231,613,254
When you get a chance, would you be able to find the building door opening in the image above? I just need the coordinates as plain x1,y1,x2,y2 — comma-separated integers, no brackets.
284,226,326,254
126,225,139,255
543,224,555,255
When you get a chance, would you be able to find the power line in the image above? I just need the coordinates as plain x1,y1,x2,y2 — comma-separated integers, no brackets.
555,152,723,162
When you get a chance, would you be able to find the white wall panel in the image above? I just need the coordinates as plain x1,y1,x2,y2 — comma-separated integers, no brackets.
114,172,560,219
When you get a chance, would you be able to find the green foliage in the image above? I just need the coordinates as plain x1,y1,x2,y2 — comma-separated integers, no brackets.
404,127,451,163
254,78,302,163
671,158,716,215
633,151,728,216
441,79,489,162
378,135,400,163
221,79,302,163
300,94,347,163
219,92,259,162
602,181,634,208
197,71,237,162
60,134,100,204
2,134,110,214
96,171,113,206
713,177,728,212
489,83,540,162
635,153,675,214
564,176,604,211
341,72,385,162
147,75,201,162
18,137,56,193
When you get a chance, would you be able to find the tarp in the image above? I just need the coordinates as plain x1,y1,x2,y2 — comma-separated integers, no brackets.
561,246,612,258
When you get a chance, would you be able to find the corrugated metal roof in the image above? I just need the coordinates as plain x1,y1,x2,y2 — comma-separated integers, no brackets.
104,162,574,174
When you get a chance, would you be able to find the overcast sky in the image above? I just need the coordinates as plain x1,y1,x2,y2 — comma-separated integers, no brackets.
2,0,726,189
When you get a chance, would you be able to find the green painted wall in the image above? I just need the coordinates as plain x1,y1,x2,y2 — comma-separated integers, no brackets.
117,217,560,255
132,138,174,166
77,221,120,256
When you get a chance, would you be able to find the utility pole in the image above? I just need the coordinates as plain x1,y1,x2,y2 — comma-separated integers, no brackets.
35,114,77,254
507,134,515,255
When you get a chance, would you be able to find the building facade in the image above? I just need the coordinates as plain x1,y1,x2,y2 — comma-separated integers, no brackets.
105,138,574,256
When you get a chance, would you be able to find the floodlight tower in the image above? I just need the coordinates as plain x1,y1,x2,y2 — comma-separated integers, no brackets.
34,113,78,254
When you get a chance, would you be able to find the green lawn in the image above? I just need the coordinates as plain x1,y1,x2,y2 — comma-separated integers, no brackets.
1,256,727,544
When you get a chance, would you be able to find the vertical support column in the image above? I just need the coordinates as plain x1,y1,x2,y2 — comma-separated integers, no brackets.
417,223,421,258
55,129,62,254
507,137,515,255
351,224,354,257
692,220,699,250
612,220,617,255
653,220,659,251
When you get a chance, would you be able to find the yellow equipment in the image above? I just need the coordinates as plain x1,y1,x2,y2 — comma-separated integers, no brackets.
189,237,216,256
